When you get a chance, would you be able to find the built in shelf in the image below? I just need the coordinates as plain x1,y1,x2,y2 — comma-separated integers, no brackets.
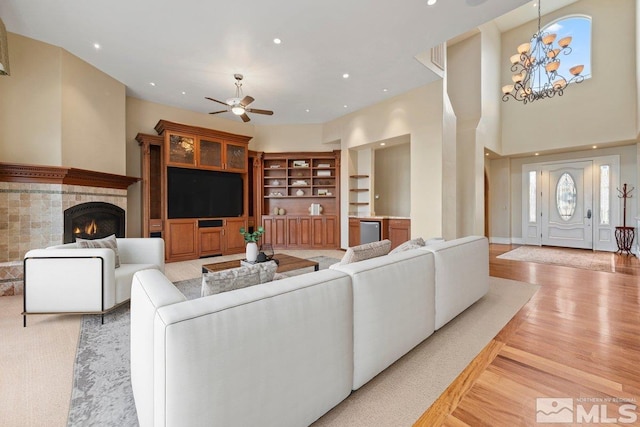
350,189,369,192
349,202,370,205
349,175,370,178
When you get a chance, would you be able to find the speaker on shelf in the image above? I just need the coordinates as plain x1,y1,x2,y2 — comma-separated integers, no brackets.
199,219,223,228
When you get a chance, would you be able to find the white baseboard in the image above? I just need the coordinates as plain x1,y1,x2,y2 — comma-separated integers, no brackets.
489,237,525,245
489,237,511,244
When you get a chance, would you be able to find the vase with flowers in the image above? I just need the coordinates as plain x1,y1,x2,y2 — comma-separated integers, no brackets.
239,226,265,262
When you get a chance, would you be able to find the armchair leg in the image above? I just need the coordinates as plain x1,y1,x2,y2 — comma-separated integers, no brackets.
23,315,26,328
101,314,104,325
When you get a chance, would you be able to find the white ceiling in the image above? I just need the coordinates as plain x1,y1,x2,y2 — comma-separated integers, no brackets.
0,0,538,125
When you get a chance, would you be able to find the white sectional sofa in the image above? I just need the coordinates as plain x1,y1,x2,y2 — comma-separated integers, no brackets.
130,236,489,427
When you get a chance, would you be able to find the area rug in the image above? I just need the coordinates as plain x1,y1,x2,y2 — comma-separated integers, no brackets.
67,259,538,426
497,245,615,272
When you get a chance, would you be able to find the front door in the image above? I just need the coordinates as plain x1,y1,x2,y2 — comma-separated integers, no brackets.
541,161,593,249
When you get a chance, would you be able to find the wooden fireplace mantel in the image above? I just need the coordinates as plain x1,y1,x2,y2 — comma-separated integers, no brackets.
0,162,139,189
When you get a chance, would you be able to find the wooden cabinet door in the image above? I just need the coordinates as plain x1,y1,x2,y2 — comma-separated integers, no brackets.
312,216,338,248
349,218,361,247
324,215,338,248
262,216,287,248
311,217,325,248
200,228,223,256
199,139,223,170
166,219,198,261
287,216,301,247
388,219,411,250
224,218,247,253
166,133,196,166
225,142,247,172
298,216,312,247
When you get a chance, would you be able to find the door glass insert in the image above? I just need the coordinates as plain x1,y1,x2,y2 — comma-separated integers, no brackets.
529,170,537,223
556,172,577,221
599,165,610,225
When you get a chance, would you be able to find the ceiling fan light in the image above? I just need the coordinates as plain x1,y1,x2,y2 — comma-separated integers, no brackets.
231,105,245,115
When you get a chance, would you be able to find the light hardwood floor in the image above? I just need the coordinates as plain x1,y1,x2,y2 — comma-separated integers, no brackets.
416,244,640,426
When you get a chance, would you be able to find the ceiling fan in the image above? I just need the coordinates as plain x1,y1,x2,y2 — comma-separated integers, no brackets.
205,74,274,123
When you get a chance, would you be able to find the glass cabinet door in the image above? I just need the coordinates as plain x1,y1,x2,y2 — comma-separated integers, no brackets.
168,134,195,165
200,139,223,169
226,143,246,171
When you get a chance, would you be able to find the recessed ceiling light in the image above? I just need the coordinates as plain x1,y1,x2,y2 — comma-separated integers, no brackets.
427,0,437,5
535,152,539,156
150,82,156,86
343,105,348,108
93,43,101,50
305,109,310,113
485,153,489,156
383,88,388,92
380,142,386,146
273,38,282,44
181,91,186,95
342,73,349,79
592,145,597,149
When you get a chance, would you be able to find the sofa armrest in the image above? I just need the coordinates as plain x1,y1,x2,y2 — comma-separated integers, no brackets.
117,238,165,272
24,248,117,312
130,269,185,427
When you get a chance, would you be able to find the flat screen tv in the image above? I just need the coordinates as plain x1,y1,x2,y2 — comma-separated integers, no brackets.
167,167,243,218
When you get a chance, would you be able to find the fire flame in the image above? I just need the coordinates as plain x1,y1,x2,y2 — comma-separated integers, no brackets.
85,220,98,235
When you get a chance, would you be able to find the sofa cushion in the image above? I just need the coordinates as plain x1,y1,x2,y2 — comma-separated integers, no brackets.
115,264,159,304
339,239,392,265
389,237,426,254
76,234,121,268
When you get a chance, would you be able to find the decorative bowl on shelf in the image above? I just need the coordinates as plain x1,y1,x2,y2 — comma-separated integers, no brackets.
296,189,304,196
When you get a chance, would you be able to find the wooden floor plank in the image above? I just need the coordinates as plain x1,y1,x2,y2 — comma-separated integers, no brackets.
414,244,640,426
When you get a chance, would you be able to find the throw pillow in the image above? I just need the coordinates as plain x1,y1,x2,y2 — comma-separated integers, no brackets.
389,237,426,255
76,234,121,268
251,260,278,283
201,266,261,297
339,239,392,265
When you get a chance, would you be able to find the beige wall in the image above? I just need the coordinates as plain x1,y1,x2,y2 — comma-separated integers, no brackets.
252,124,332,152
0,33,62,165
374,143,410,217
488,157,511,241
324,82,445,246
61,50,126,174
501,0,637,155
0,33,127,173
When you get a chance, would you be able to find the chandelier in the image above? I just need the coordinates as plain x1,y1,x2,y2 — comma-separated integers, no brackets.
502,1,584,104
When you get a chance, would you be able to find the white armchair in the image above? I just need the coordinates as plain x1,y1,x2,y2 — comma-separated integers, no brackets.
23,238,165,326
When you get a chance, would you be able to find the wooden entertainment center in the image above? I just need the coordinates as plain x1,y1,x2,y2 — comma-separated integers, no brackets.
137,120,341,262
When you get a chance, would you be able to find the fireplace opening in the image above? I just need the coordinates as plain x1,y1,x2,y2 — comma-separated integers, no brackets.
64,202,125,243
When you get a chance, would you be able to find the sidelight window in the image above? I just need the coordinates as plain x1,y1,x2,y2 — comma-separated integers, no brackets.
529,171,537,223
600,165,610,225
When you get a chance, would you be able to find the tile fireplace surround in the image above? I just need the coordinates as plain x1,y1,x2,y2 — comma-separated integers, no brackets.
0,163,138,296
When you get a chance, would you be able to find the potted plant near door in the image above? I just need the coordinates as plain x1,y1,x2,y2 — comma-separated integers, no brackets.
239,226,265,262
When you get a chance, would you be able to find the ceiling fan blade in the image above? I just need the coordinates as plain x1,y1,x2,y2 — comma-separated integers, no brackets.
240,96,254,107
240,113,251,123
209,110,228,115
246,108,274,116
205,96,229,106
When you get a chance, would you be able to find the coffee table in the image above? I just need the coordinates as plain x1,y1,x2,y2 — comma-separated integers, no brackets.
201,253,319,274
